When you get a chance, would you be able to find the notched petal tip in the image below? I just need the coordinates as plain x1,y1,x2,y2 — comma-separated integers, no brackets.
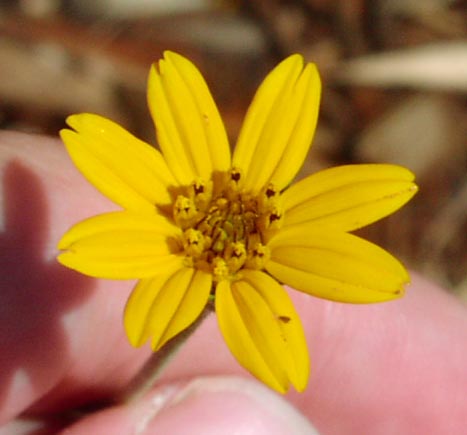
59,127,75,143
56,249,73,264
65,113,101,131
65,113,81,127
56,235,71,252
162,50,185,63
64,113,79,128
55,250,89,278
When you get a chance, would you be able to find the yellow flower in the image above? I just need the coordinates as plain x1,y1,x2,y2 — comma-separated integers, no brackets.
57,51,417,393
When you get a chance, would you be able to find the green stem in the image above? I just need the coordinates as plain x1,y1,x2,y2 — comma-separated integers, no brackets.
120,303,213,404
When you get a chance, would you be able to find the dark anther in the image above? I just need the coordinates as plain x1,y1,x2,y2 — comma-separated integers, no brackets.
278,315,291,323
266,188,275,198
194,184,204,194
269,213,281,223
231,171,241,182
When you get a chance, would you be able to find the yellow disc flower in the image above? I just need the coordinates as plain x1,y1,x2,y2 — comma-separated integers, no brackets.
57,51,417,393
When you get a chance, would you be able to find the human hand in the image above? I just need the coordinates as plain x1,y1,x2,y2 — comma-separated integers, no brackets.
1,131,466,434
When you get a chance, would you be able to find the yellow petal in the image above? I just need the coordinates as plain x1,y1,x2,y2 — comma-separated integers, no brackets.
62,114,176,212
241,270,310,391
163,52,231,174
267,229,409,303
148,51,230,184
233,55,321,193
124,274,173,347
282,164,418,231
266,63,321,190
216,276,307,393
124,268,212,349
57,211,183,279
216,280,286,392
232,55,302,182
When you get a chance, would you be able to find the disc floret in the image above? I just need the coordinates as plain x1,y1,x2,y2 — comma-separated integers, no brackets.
174,169,284,282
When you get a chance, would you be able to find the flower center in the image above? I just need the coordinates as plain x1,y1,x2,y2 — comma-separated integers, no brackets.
173,169,284,281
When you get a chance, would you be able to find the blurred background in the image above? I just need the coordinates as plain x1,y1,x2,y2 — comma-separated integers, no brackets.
0,0,466,299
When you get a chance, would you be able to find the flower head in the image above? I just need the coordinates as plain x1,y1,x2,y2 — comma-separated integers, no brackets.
58,51,417,393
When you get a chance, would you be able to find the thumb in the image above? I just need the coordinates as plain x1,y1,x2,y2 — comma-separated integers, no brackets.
60,376,319,435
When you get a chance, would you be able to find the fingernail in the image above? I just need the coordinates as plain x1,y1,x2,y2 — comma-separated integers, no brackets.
136,376,319,435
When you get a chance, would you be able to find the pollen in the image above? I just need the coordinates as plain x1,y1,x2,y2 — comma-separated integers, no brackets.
175,169,283,281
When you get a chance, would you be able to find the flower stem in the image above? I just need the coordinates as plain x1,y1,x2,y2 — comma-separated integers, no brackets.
120,302,213,404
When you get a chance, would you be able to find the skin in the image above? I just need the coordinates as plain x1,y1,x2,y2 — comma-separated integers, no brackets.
0,131,466,434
